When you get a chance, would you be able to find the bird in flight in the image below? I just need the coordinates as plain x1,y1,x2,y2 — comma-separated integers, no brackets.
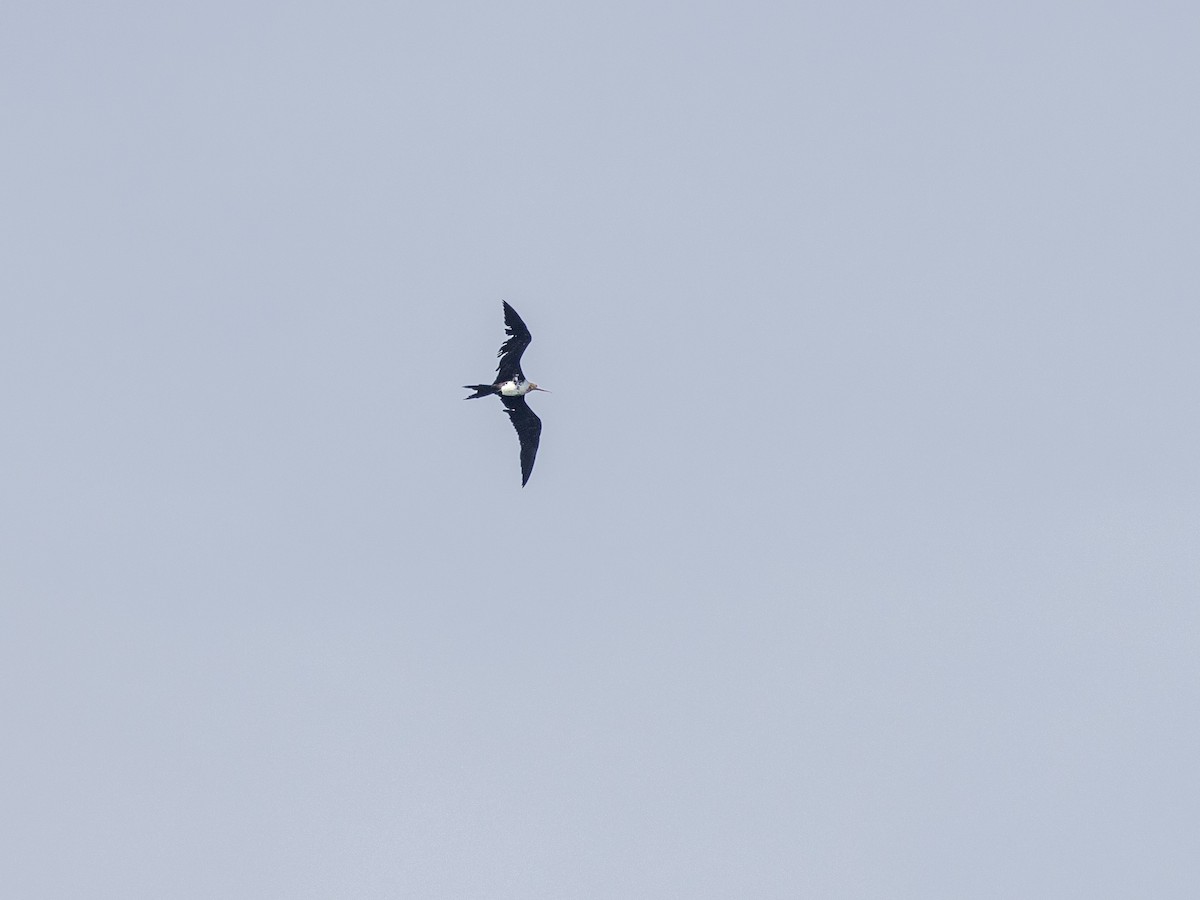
463,302,549,486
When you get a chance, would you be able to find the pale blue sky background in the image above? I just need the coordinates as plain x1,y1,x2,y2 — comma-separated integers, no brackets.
2,2,1198,897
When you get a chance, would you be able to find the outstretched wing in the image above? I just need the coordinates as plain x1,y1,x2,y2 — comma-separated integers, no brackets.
496,301,532,383
501,395,542,487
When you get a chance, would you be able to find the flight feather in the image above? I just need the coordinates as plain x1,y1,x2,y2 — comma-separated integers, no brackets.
501,395,541,487
496,301,532,382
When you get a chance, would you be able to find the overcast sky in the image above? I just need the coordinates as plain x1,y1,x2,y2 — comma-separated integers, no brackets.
2,2,1198,897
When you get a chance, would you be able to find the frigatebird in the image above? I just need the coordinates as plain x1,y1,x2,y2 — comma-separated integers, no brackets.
463,301,549,486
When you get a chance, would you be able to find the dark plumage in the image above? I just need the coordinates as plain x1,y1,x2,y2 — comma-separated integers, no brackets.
463,302,548,487
501,396,542,487
496,301,532,383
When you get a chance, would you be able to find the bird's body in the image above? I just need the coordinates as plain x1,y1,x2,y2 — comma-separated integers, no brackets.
463,302,548,486
498,378,536,397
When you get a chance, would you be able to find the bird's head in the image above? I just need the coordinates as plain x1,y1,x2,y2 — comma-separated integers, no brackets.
529,383,550,393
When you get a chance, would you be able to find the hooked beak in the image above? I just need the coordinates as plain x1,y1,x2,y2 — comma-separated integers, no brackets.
531,385,550,392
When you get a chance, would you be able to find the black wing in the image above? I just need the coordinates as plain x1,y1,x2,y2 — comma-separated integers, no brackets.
501,395,542,487
496,301,532,383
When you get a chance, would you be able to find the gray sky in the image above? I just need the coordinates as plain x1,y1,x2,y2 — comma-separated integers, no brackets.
3,2,1198,897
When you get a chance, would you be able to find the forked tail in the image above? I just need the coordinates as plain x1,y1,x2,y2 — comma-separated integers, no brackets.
463,383,499,399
